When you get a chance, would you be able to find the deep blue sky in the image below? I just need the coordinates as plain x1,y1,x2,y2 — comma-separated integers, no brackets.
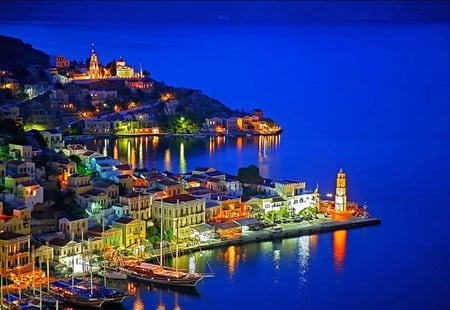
2,1,450,23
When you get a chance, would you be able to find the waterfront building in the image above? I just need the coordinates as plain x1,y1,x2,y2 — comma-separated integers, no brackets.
112,217,146,249
0,231,31,276
153,194,206,240
84,118,112,134
48,238,84,274
34,244,54,265
205,116,225,133
225,116,239,132
335,168,348,213
237,114,260,131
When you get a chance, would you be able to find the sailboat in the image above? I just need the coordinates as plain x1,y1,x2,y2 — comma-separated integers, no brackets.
120,198,213,288
49,237,129,308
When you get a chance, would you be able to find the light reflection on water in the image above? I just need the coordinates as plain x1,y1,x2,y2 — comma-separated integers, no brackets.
84,135,282,174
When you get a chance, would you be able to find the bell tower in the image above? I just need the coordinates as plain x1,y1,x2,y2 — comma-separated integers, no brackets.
335,168,347,213
89,43,101,79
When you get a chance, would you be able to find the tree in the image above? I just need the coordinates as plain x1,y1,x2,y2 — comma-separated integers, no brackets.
237,165,263,184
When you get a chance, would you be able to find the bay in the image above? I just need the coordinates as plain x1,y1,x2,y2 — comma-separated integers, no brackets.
1,16,450,309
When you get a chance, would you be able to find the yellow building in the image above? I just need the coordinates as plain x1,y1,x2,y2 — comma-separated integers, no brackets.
112,217,146,249
335,168,347,213
116,57,134,78
153,194,206,240
0,231,31,276
88,225,122,250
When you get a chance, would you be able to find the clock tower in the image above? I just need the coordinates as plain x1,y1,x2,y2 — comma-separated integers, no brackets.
335,168,347,213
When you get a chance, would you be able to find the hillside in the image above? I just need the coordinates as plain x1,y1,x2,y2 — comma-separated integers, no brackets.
0,35,49,69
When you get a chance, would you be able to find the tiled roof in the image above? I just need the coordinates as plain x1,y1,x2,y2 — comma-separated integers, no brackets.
114,217,134,224
0,231,26,240
163,194,198,204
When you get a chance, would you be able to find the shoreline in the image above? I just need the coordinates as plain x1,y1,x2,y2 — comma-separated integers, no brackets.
144,216,381,260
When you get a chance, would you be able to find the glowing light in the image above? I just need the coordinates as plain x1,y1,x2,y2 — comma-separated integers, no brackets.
164,149,171,172
333,230,347,273
179,142,186,174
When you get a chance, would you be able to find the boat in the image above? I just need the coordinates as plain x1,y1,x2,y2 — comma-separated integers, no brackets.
122,260,204,287
119,198,213,288
49,278,128,307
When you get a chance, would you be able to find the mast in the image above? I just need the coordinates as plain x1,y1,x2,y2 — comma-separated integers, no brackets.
160,198,163,268
176,199,179,273
102,218,106,286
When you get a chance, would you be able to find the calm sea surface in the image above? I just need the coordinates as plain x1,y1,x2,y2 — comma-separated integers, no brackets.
1,19,450,309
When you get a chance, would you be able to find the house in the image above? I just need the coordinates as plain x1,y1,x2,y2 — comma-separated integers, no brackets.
112,174,134,193
4,173,32,194
119,192,152,221
41,129,64,150
84,118,112,134
8,144,33,161
16,181,44,210
88,225,122,250
58,216,89,240
93,181,119,202
48,238,84,274
156,179,182,197
112,217,146,249
205,116,225,133
67,173,92,195
6,160,35,181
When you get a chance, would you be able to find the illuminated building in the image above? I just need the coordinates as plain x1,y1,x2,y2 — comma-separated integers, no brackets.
112,217,146,248
0,231,31,277
87,225,122,249
16,182,44,210
59,215,88,240
55,55,70,69
119,192,152,221
335,168,347,213
89,44,101,79
116,57,134,78
153,194,206,240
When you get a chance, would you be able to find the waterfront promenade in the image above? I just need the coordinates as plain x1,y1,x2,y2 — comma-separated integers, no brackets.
145,216,381,260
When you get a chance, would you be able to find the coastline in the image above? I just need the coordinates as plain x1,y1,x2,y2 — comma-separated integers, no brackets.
144,216,381,261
